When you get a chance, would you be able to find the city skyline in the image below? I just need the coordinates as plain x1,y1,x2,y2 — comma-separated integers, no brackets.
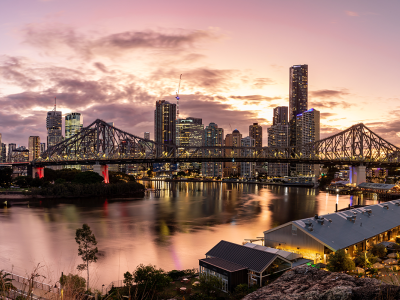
1,0,400,147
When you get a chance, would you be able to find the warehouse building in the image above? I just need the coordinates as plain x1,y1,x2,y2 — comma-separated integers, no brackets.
264,200,400,263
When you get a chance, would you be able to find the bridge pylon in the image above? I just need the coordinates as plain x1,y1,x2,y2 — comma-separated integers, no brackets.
93,164,109,184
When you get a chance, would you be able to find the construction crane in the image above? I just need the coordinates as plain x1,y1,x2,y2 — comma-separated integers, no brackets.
176,74,182,122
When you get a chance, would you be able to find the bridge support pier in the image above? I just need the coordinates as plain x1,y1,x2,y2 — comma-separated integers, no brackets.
349,165,366,186
32,166,44,179
93,164,109,184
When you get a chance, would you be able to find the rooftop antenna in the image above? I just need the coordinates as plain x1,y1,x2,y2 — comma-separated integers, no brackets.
53,97,57,111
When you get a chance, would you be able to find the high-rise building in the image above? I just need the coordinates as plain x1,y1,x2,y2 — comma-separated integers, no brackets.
177,117,204,147
295,108,320,176
267,124,290,177
7,143,16,162
273,106,288,125
202,123,224,178
223,129,242,177
0,134,2,162
1,143,6,163
65,112,83,139
40,143,46,154
289,64,308,147
241,136,255,178
46,103,62,148
144,132,150,140
249,123,262,148
28,136,41,161
154,100,176,152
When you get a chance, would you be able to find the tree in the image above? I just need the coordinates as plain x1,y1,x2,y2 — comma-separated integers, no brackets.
198,273,223,296
132,264,171,297
0,168,12,188
60,273,86,297
371,244,387,258
75,224,99,291
326,249,355,272
13,176,32,188
354,250,378,268
73,172,104,184
109,172,135,184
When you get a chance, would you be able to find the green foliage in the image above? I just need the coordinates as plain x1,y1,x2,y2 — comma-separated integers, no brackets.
55,178,66,184
326,249,355,272
354,250,378,268
132,264,172,297
231,283,258,299
109,171,135,184
73,171,104,184
75,224,98,291
177,171,186,177
370,244,387,258
167,270,185,281
123,271,134,287
0,168,12,187
43,168,81,183
198,273,223,296
0,270,15,292
59,273,86,294
13,176,32,188
395,237,400,244
30,177,45,187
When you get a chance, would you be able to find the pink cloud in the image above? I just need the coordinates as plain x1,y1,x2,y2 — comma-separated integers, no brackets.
345,11,359,17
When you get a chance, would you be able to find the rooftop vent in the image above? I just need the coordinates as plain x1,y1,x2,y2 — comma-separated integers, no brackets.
395,202,400,207
317,218,325,225
307,226,314,231
366,209,372,214
304,220,313,226
314,214,318,219
383,204,389,210
329,219,332,223
346,215,356,222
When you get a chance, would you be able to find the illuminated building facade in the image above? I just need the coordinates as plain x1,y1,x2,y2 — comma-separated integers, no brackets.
154,100,176,152
28,136,41,161
177,117,204,147
241,136,255,178
289,64,308,147
202,122,224,178
65,112,83,139
46,110,62,148
295,108,320,176
40,143,46,154
7,143,16,162
249,123,262,148
1,143,6,163
223,129,242,177
273,106,288,125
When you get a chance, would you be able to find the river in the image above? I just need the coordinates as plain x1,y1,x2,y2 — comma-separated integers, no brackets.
0,181,379,289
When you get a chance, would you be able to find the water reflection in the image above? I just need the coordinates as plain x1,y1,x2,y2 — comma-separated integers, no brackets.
0,182,378,288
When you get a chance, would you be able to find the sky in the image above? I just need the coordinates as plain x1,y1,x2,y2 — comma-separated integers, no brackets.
1,0,400,147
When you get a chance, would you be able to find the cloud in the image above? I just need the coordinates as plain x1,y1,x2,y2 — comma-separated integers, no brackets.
310,89,349,99
311,101,353,109
320,113,337,119
345,11,359,17
229,95,280,102
20,24,221,60
93,62,109,73
252,78,275,89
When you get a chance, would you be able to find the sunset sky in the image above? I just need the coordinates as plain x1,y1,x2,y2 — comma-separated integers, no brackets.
1,0,400,147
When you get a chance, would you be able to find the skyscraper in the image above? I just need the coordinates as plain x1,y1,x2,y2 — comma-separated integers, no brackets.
1,143,6,163
289,64,308,147
7,143,16,162
249,123,262,148
65,112,83,139
177,117,204,147
40,143,46,154
295,108,320,176
46,102,62,148
241,136,255,178
273,106,288,125
223,129,242,177
154,100,176,151
0,134,2,162
144,132,150,140
267,124,290,177
28,136,41,161
202,122,224,178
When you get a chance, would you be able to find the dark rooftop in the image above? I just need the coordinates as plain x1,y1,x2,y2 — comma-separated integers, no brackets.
206,240,279,273
199,257,247,272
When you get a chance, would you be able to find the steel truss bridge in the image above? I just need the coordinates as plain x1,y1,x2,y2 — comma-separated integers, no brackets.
17,119,398,168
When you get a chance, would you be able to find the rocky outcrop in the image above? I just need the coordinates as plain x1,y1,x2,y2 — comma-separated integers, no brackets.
242,265,400,300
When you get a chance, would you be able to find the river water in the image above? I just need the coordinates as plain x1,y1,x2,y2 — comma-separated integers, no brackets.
0,181,379,289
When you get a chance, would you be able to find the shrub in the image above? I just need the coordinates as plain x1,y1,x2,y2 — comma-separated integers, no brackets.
326,249,355,272
371,244,387,258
